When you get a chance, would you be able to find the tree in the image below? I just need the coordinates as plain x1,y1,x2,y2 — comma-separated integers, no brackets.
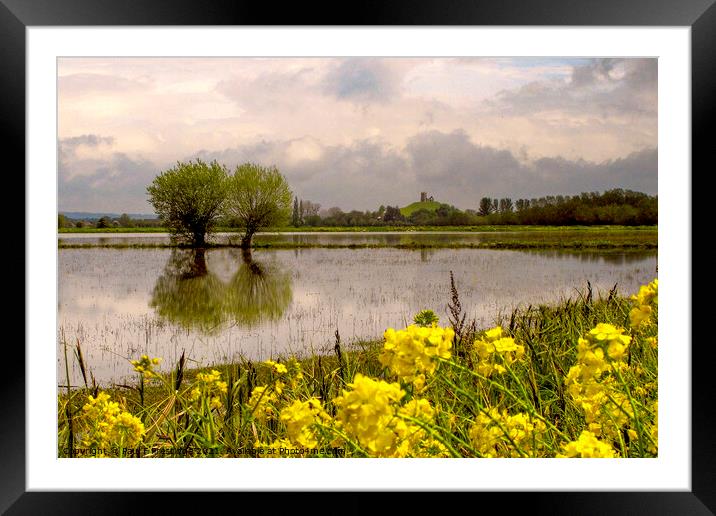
383,205,404,223
147,159,229,247
118,213,134,227
225,163,292,249
292,197,300,227
96,216,112,228
478,197,493,216
58,214,69,229
499,198,513,213
299,199,304,226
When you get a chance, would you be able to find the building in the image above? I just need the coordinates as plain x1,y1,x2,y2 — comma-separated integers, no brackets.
420,192,434,202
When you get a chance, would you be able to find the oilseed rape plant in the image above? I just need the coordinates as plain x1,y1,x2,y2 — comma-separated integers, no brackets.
58,278,658,458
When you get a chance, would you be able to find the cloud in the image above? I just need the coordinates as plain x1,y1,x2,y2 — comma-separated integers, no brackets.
404,130,657,203
57,58,658,212
322,58,402,103
215,67,316,112
59,135,159,212
487,58,657,118
192,129,656,211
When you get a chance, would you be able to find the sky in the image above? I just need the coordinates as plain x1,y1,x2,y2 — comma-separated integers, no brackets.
58,57,657,214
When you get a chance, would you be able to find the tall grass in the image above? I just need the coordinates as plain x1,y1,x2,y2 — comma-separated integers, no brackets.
58,279,657,458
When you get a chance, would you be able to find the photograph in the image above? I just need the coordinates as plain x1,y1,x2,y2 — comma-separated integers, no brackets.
56,56,659,459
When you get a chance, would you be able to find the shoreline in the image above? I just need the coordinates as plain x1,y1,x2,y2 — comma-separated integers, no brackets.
58,241,658,250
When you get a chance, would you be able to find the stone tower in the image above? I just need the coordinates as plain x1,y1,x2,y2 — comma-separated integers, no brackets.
420,192,427,202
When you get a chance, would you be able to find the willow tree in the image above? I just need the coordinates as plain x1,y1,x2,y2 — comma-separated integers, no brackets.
225,163,292,248
147,159,228,247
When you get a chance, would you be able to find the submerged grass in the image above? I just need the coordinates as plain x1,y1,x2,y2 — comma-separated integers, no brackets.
58,278,658,458
59,225,657,234
58,240,657,250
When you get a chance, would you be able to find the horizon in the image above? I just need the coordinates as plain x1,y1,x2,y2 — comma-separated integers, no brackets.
59,186,658,219
59,57,657,213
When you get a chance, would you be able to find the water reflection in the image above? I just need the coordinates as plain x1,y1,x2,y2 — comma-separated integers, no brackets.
523,250,657,267
224,249,293,327
150,248,293,332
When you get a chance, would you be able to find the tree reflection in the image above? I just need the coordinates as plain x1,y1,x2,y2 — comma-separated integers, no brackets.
150,248,293,332
150,249,225,332
223,248,293,327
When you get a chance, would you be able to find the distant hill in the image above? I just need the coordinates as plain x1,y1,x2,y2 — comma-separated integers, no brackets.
400,201,442,217
60,212,157,220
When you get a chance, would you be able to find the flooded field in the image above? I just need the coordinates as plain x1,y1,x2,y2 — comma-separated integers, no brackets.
57,229,656,247
58,243,657,385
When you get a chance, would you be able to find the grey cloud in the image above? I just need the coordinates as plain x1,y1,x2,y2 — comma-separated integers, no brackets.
322,59,400,103
192,139,411,209
59,134,114,161
191,130,655,211
488,58,657,117
59,139,159,212
59,130,656,213
404,130,657,204
60,134,115,148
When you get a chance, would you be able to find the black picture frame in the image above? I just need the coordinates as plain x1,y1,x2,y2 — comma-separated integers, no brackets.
4,0,707,513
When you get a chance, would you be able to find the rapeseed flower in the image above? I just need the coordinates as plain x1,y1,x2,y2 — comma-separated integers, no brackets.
130,354,161,378
333,374,407,456
629,279,658,329
189,369,228,411
280,398,330,448
80,392,145,453
380,324,453,386
248,384,283,422
556,430,617,458
469,408,545,457
472,326,525,377
264,360,288,374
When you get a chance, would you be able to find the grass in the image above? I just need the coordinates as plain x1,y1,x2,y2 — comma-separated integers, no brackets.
57,278,658,458
58,226,657,250
57,241,657,250
399,200,442,217
59,224,658,234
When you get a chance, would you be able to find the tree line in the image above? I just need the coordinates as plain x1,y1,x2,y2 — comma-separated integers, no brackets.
60,158,657,240
275,189,656,227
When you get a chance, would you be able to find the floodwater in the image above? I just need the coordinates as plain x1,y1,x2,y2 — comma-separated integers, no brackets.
57,229,655,247
57,242,657,385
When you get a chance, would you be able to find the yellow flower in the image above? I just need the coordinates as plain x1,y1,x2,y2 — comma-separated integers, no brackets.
472,326,525,377
130,354,161,377
191,369,227,411
111,412,145,447
629,279,658,328
556,431,617,458
280,398,330,448
469,408,545,457
80,391,145,452
379,324,453,383
264,360,288,374
630,279,658,307
333,374,407,456
565,324,639,443
630,305,652,328
248,385,280,422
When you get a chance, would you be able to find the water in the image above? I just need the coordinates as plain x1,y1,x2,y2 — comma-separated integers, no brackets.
57,244,657,385
58,229,655,247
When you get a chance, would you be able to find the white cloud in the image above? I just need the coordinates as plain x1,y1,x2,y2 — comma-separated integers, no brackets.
58,57,658,212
